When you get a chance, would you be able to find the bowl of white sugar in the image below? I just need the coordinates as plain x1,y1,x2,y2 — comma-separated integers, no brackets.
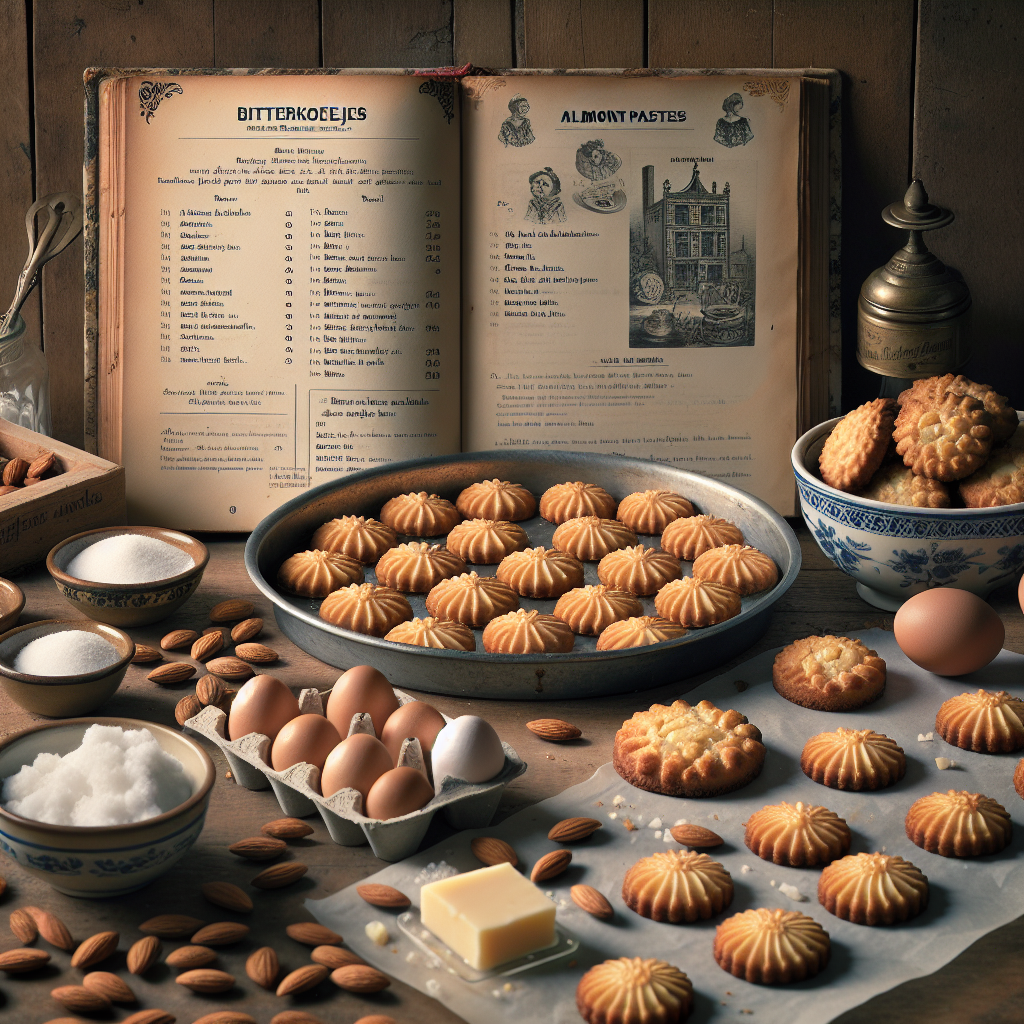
0,620,135,716
47,527,208,627
0,718,215,896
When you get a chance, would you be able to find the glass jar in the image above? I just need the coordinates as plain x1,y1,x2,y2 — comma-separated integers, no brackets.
0,312,51,435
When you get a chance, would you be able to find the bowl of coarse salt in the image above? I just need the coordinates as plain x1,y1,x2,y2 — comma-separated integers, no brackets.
47,526,209,627
0,619,135,716
0,718,215,896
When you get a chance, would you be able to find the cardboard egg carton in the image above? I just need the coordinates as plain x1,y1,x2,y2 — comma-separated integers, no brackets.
183,687,527,861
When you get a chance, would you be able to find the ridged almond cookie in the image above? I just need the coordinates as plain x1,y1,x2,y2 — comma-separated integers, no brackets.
380,491,460,536
654,576,742,627
552,516,637,560
622,850,733,922
893,390,993,481
374,542,465,592
595,615,687,650
773,635,886,711
384,616,475,651
425,571,519,627
904,373,1018,446
318,583,413,636
615,489,695,534
714,908,830,984
276,549,363,597
661,514,744,560
576,957,693,1024
310,515,397,563
482,608,575,653
905,790,1012,857
934,689,1024,753
496,546,584,598
444,518,529,564
539,481,617,523
818,398,898,493
691,544,777,596
455,479,536,521
818,852,929,925
553,585,642,636
958,434,1024,507
801,728,906,790
597,545,681,596
744,801,851,867
858,461,951,507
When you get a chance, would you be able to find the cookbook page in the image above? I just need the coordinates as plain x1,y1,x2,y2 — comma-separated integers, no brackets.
461,74,801,514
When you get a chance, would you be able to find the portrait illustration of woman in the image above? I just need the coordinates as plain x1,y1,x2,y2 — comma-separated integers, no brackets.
524,167,566,224
498,94,535,148
575,139,621,181
714,93,754,148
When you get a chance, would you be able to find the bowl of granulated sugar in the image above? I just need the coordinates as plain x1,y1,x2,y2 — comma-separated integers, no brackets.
47,526,208,627
0,619,135,716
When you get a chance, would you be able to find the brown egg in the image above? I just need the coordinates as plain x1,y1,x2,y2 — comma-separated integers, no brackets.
320,733,394,800
894,588,1005,676
364,766,434,820
325,664,400,738
380,700,448,764
227,674,300,742
271,714,342,772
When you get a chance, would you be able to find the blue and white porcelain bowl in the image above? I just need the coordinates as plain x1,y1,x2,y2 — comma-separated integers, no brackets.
793,415,1024,611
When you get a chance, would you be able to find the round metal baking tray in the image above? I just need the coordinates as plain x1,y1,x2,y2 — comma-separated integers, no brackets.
244,450,800,700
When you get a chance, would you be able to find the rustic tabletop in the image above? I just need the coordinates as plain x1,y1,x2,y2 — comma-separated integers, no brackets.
1,522,1021,1024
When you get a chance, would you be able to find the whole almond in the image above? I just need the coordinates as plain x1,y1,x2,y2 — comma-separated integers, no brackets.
3,457,29,486
191,631,224,661
349,1017,398,1024
526,718,582,741
355,883,410,909
276,963,328,997
285,922,341,947
83,970,136,1003
28,451,56,477
191,922,250,946
210,599,255,623
330,963,390,993
231,617,263,643
175,693,202,726
205,655,254,681
131,643,162,664
50,983,110,1012
548,817,603,842
166,944,217,969
196,673,226,706
271,1011,328,1024
311,945,366,970
245,945,279,989
70,929,119,968
10,907,38,943
122,1011,177,1024
202,880,253,912
0,947,50,972
261,817,313,840
0,484,18,495
127,935,161,975
570,884,613,919
176,967,235,993
669,823,724,848
29,907,74,950
192,1013,258,1024
147,662,196,685
470,836,518,867
228,835,286,861
235,642,278,664
139,913,205,938
161,628,197,651
530,849,572,883
251,862,307,889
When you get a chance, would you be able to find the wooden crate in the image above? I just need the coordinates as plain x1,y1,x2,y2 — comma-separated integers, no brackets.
0,420,125,576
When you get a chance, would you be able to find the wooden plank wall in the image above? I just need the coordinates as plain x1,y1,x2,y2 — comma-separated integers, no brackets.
6,0,1021,449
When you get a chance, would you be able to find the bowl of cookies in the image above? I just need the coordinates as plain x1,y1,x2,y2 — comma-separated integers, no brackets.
793,373,1024,610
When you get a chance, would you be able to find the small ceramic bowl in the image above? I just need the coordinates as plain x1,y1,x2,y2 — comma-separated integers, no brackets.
46,526,209,627
0,717,215,896
0,578,25,633
0,619,135,717
793,415,1024,610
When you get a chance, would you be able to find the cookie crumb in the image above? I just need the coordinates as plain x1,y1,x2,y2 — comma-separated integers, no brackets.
623,818,638,831
779,882,807,902
918,731,934,742
612,795,626,807
608,811,618,820
935,756,957,770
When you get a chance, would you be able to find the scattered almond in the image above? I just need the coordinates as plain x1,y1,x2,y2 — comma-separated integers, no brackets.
205,655,254,681
131,643,162,664
121,1011,177,1024
176,967,235,993
276,963,329,997
526,718,581,742
210,599,255,623
139,913,205,938
191,631,224,661
29,907,74,950
262,817,313,840
70,929,119,968
196,673,226,706
0,947,50,972
50,983,110,1012
174,693,202,726
3,457,29,486
251,862,307,889
470,836,517,867
349,1017,398,1024
310,945,365,970
166,944,217,969
235,641,278,664
228,835,285,861
83,970,136,1003
147,661,196,685
271,1011,327,1024
356,883,410,909
191,922,250,946
28,451,56,477
245,946,279,989
285,922,341,946
202,880,253,912
530,849,572,883
231,617,263,643
10,907,38,943
570,884,613,919
548,817,602,842
161,628,197,651
330,963,390,993
126,935,161,975
191,1012,258,1024
669,824,724,848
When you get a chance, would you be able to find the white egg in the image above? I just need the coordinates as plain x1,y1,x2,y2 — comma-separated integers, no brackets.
429,716,505,787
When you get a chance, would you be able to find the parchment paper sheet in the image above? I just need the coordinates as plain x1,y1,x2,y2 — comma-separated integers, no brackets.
308,629,1024,1024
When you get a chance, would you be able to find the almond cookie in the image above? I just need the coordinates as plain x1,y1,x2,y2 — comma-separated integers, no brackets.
893,391,993,481
819,398,898,492
661,514,744,560
374,542,465,593
858,461,951,507
744,800,851,867
905,374,1018,446
277,549,364,597
622,850,733,923
596,615,687,650
772,635,886,711
958,434,1024,507
495,546,584,598
597,545,681,596
1014,758,1024,800
801,728,906,790
576,957,693,1024
482,608,574,653
552,516,637,560
455,479,536,521
616,489,695,534
553,585,642,635
613,699,765,797
310,515,398,563
905,790,1012,857
319,582,413,636
425,572,519,628
654,576,742,627
539,481,617,523
691,544,777,596
818,852,929,925
380,491,460,536
714,908,830,985
384,616,475,651
445,518,529,563
934,689,1024,753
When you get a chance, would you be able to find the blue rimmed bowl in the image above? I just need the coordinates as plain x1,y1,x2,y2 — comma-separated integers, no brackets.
793,415,1024,610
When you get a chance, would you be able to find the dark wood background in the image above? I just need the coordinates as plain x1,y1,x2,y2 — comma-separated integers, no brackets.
1,0,1021,450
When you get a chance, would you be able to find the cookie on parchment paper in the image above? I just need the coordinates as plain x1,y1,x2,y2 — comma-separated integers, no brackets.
818,397,898,493
800,727,906,790
621,849,733,923
905,790,1012,858
818,852,929,926
934,689,1024,754
772,635,886,711
713,908,830,985
576,957,694,1024
893,390,994,482
858,461,951,508
743,800,851,867
958,434,1024,507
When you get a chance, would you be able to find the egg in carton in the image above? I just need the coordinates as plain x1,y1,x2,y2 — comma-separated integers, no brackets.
183,686,526,861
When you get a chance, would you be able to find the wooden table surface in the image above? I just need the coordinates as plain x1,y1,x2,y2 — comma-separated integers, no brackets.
1,522,1021,1024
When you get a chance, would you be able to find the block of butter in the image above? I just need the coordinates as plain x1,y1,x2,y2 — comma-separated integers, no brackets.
419,861,557,970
